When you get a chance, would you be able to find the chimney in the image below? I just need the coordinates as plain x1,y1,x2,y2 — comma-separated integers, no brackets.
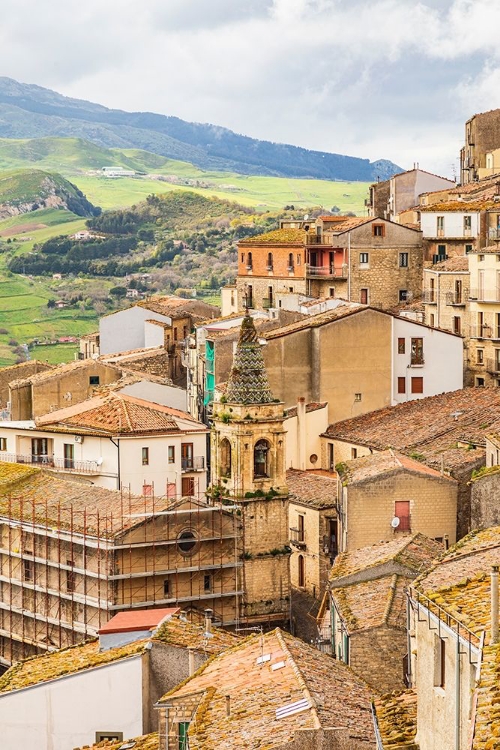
297,397,307,471
188,649,196,676
204,608,213,634
492,566,499,645
179,610,188,622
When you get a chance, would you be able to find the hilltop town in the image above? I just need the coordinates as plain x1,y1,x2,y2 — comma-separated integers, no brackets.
0,107,500,750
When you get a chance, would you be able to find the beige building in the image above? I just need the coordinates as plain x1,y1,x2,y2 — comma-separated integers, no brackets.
335,451,457,551
460,107,500,183
423,256,470,338
468,249,500,386
0,361,53,414
287,469,338,600
157,627,375,750
368,167,454,221
325,534,441,695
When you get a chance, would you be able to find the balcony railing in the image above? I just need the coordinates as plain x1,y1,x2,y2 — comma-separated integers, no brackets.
488,228,500,240
0,453,101,474
470,326,500,339
487,359,500,374
410,356,425,366
305,265,348,278
446,292,466,306
469,289,500,302
181,456,205,472
289,527,306,548
422,290,436,303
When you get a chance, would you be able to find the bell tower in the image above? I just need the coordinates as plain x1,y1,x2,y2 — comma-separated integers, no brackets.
211,313,290,625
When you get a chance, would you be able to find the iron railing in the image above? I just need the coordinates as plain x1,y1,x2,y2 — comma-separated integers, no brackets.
0,453,101,473
289,527,306,547
305,265,348,278
469,289,500,302
446,292,466,306
181,456,205,471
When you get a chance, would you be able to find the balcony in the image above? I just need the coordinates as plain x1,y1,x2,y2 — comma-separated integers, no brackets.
262,298,273,310
0,453,102,474
289,527,306,549
470,325,500,339
489,228,500,241
181,456,205,472
487,359,500,374
305,265,348,279
422,290,436,304
410,356,425,367
469,290,500,303
446,292,466,306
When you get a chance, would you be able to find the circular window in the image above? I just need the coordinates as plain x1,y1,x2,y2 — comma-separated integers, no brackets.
177,529,197,555
309,454,318,464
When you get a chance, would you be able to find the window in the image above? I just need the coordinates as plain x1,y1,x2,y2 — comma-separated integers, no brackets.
142,447,149,466
360,288,369,304
398,338,405,354
297,514,305,543
178,722,190,750
168,446,175,464
289,286,294,293
64,443,74,469
453,316,461,335
437,216,444,234
434,636,446,689
181,477,195,497
66,560,76,593
174,328,178,341
267,252,273,270
328,443,335,470
288,253,294,270
329,287,335,297
477,377,485,387
0,438,6,451
479,255,485,262
399,252,409,267
372,223,385,237
298,554,305,588
247,285,254,308
411,376,424,394
354,393,362,402
398,377,406,394
465,244,473,254
204,574,212,592
220,438,231,477
399,290,408,302
23,555,33,582
142,484,153,497
96,733,123,744
437,244,446,257
241,253,244,263
430,314,435,327
351,448,358,459
177,529,197,554
477,349,484,364
254,439,270,478
89,375,100,386
410,338,424,365
164,578,171,597
181,443,193,470
246,252,253,269
359,252,369,265
395,500,410,531
464,215,472,232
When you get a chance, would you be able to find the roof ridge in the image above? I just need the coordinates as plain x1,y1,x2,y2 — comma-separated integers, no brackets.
383,574,399,625
275,629,321,729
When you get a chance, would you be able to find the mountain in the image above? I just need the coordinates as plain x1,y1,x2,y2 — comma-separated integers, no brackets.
0,169,99,219
0,77,401,182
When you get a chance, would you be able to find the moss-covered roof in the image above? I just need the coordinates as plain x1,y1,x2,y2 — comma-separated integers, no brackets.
0,639,146,694
154,615,240,655
473,643,500,750
74,732,159,750
333,574,413,634
239,228,305,245
374,690,418,749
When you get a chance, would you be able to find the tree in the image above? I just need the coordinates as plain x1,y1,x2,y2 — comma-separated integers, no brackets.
109,286,127,298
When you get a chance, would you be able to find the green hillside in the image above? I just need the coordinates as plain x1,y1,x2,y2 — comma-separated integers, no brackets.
0,168,99,217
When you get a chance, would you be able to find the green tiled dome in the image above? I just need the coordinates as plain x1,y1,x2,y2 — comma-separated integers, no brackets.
225,314,274,404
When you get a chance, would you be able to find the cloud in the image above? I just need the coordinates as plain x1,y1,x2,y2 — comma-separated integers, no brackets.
0,0,498,175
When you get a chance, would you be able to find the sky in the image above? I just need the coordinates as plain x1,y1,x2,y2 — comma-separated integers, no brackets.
1,0,500,177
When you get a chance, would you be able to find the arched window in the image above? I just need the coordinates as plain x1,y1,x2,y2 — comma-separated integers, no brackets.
298,554,305,588
254,439,270,478
220,438,232,478
267,252,273,270
288,253,294,270
247,252,253,269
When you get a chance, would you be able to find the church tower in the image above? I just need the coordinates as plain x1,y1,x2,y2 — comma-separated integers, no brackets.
211,313,290,625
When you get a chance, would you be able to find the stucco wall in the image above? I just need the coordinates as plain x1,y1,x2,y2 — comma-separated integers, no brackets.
99,307,171,355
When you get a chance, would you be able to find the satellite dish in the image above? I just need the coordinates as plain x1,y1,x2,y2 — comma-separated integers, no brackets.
96,457,103,466
391,517,401,529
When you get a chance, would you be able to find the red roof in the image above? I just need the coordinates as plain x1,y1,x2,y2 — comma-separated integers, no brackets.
98,608,180,634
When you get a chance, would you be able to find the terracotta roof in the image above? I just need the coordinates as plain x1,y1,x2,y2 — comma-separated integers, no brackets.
74,733,159,750
420,200,496,212
153,614,241,655
35,392,205,436
374,689,418,749
427,256,469,272
332,573,412,634
473,643,500,750
0,639,147,694
0,462,207,536
324,387,499,472
238,228,305,245
98,609,180,634
135,296,219,319
9,359,121,388
287,469,337,509
284,401,327,418
159,628,375,749
330,534,442,582
328,216,374,232
337,450,455,485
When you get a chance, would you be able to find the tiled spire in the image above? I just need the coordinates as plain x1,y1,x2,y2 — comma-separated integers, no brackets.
225,314,274,404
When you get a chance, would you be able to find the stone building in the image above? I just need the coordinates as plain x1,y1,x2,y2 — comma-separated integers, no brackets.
157,628,375,750
210,314,291,625
235,216,423,312
422,256,470,338
0,609,238,750
0,361,53,414
335,451,457,551
468,249,500,386
368,167,454,221
460,107,500,183
324,534,441,695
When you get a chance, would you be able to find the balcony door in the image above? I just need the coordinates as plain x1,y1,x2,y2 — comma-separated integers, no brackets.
31,438,50,464
181,443,193,471
64,443,75,469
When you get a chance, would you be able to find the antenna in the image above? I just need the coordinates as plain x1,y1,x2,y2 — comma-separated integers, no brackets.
391,517,401,529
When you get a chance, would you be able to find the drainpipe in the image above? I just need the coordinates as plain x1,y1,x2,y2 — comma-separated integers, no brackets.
491,566,499,644
109,437,120,490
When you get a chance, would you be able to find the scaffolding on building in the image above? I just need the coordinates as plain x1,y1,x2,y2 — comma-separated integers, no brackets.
0,476,246,668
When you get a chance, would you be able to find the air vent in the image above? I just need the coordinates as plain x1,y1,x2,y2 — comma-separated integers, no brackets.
276,698,310,720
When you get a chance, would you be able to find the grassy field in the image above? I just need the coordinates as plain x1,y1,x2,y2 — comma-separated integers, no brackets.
29,342,78,364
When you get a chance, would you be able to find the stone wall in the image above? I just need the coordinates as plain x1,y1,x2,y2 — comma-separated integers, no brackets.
470,470,500,529
274,728,373,750
351,626,407,694
0,361,52,409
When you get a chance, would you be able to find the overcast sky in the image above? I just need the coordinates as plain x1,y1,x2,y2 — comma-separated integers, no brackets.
1,0,500,177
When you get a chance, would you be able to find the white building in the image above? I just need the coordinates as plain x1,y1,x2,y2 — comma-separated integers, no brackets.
0,392,209,497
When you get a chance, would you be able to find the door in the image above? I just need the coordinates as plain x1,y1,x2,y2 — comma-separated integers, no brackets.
63,443,74,470
181,443,193,470
360,288,368,304
31,438,49,464
181,477,195,497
